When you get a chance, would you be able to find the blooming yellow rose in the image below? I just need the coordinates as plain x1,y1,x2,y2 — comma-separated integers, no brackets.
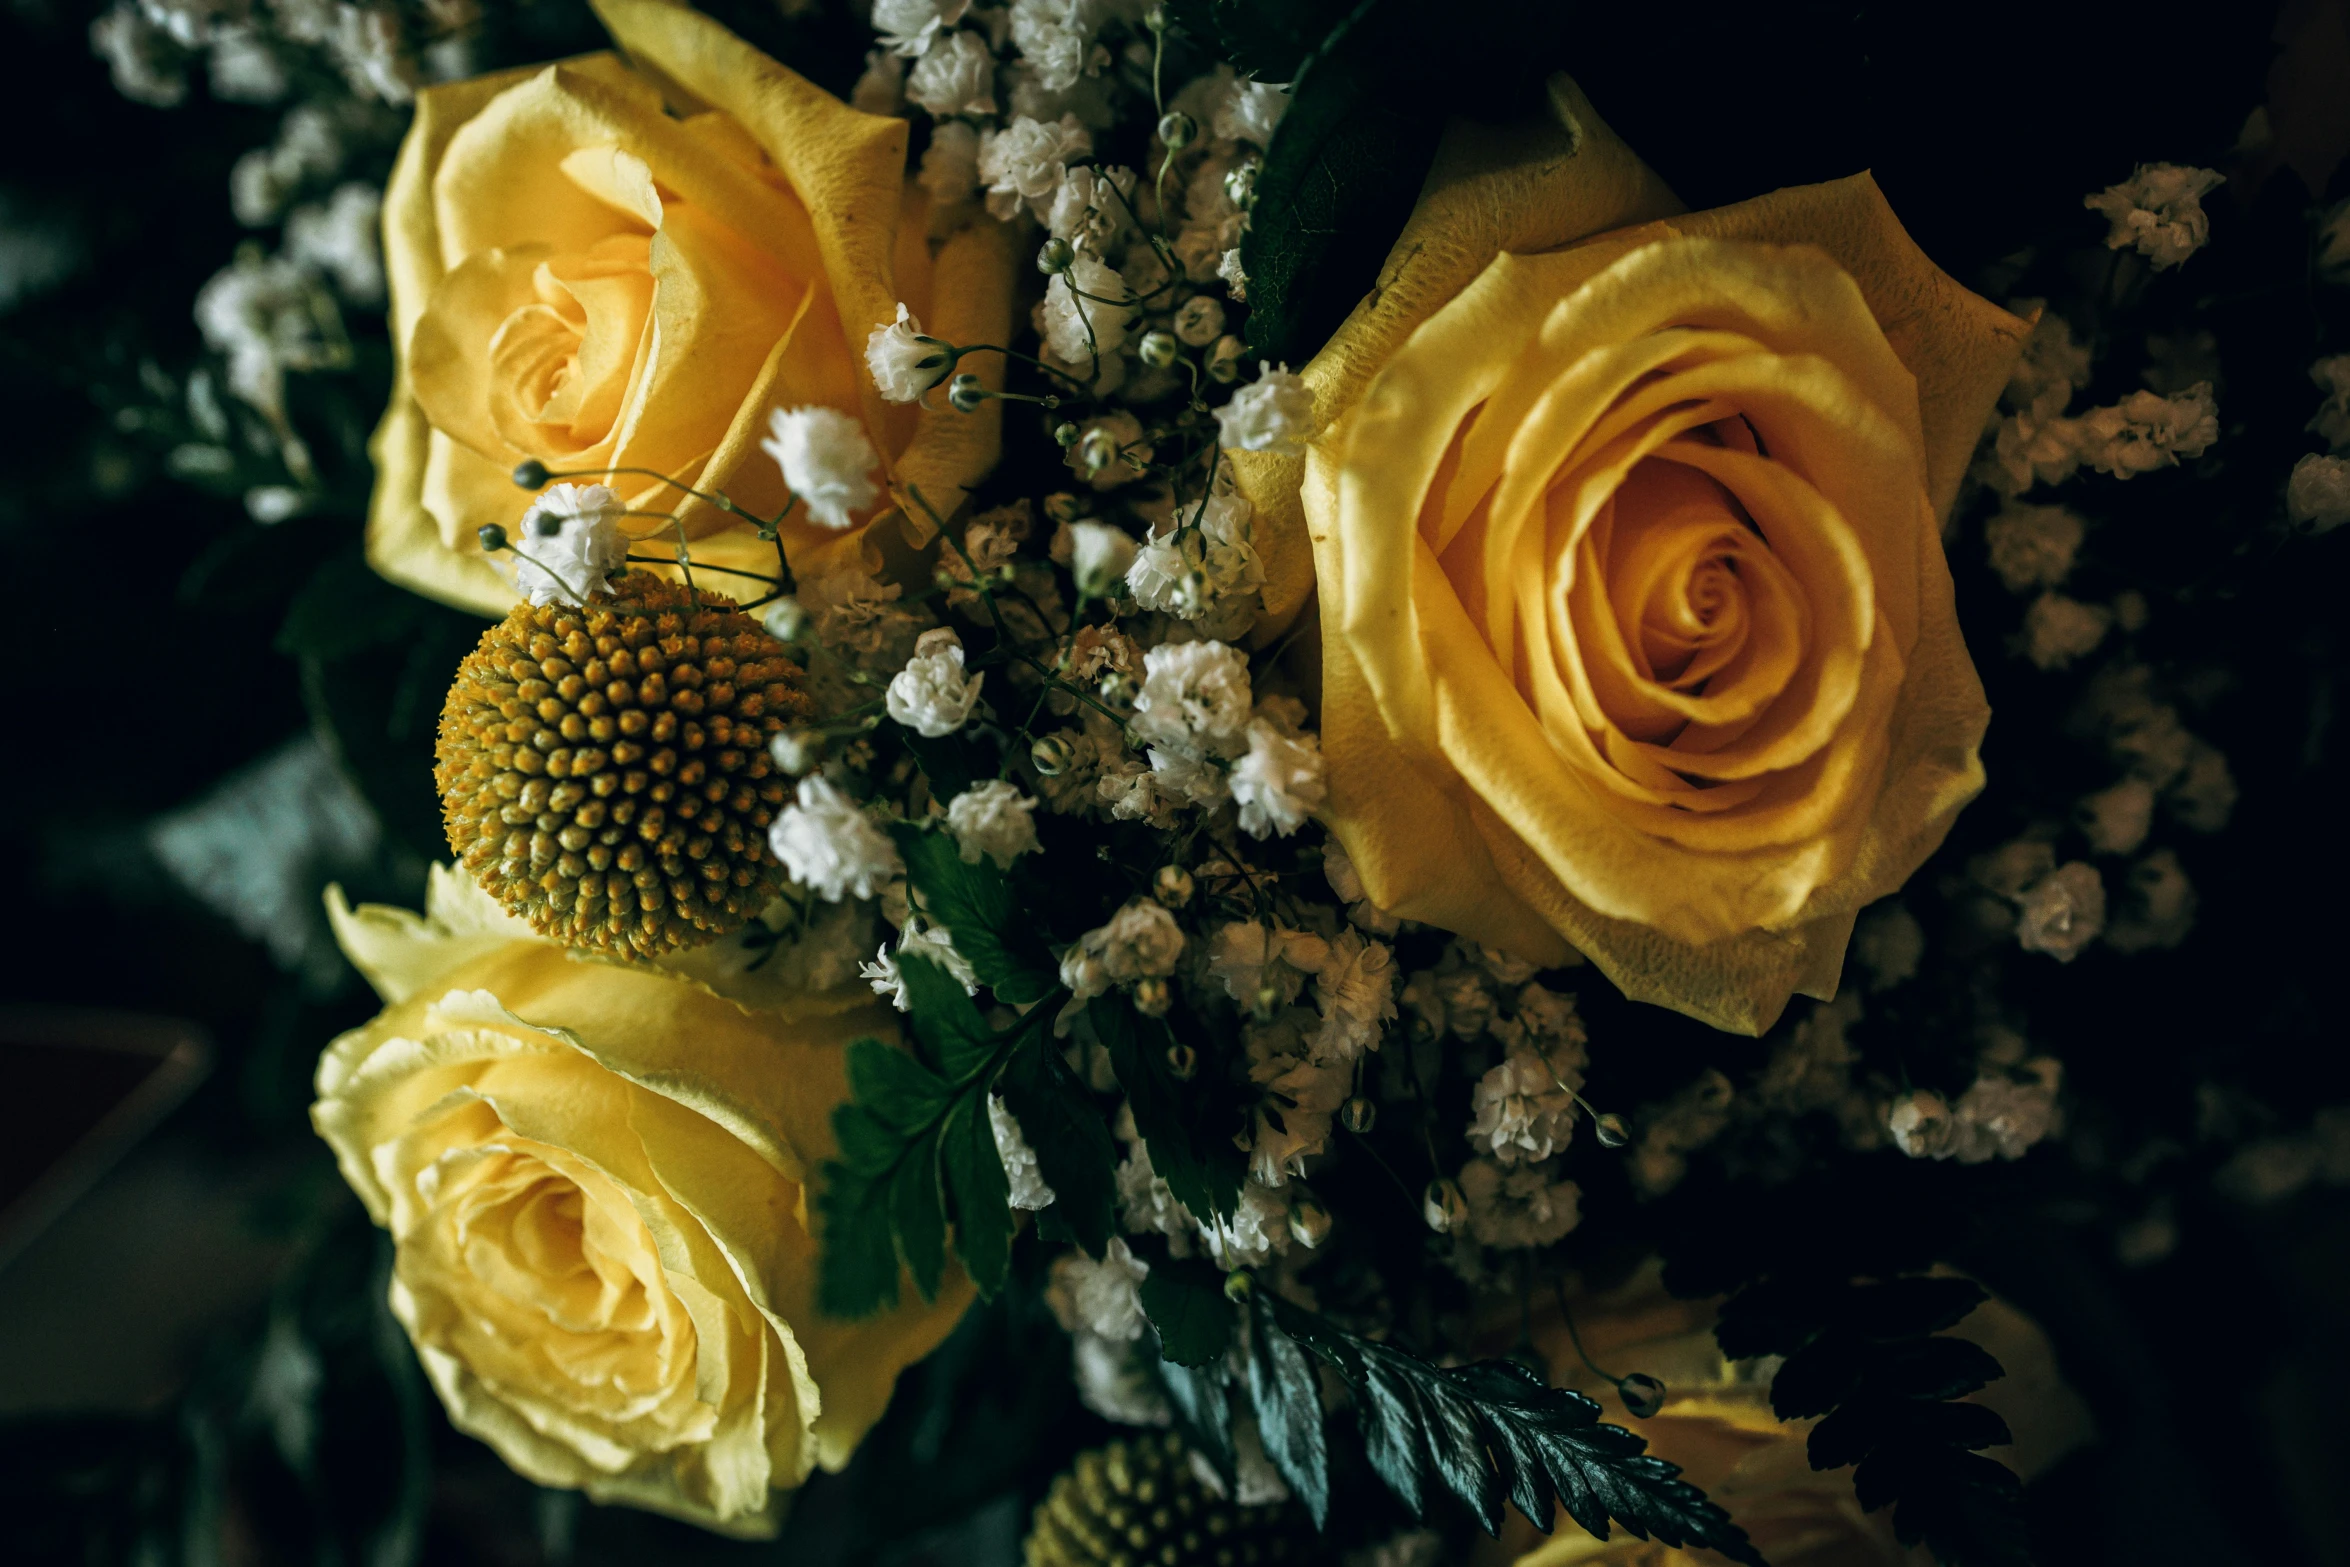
370,0,1013,615
1237,79,2027,1033
314,867,968,1535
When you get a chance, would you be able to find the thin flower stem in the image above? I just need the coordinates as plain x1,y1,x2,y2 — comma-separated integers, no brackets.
622,554,779,587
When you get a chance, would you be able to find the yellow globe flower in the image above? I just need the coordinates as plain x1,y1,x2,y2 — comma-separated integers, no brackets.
370,0,1014,615
1235,78,2028,1034
314,868,969,1535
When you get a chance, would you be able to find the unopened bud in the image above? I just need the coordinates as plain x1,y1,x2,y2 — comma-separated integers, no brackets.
1206,335,1247,384
1340,1096,1376,1135
1044,490,1086,522
511,458,549,489
1222,162,1258,210
1250,981,1281,1023
1173,294,1226,348
1617,1373,1667,1419
476,523,509,553
1137,330,1180,368
1030,733,1077,776
1153,864,1194,907
768,730,823,774
1137,977,1176,1020
1157,111,1196,151
1424,1177,1470,1235
1222,1269,1254,1302
947,372,987,413
1098,670,1138,705
1163,1042,1196,1081
1594,1111,1629,1148
1037,237,1075,274
1053,421,1082,448
1078,425,1119,474
528,508,563,538
1288,1193,1332,1249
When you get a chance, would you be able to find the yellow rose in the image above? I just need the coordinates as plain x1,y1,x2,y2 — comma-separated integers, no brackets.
314,868,968,1535
370,0,1013,615
1237,79,2027,1034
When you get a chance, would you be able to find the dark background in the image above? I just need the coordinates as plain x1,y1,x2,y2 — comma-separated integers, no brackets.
1,1,2345,1564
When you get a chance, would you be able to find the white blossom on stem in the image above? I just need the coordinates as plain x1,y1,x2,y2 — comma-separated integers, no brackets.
990,1095,1056,1210
905,27,997,118
762,406,880,530
1459,1158,1581,1248
886,628,985,737
866,302,951,403
1131,640,1253,761
2085,164,2223,269
944,779,1041,868
771,774,904,902
1213,362,1314,453
511,484,628,606
1230,714,1324,838
978,114,1091,222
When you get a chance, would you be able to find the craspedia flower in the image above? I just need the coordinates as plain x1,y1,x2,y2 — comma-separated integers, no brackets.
435,571,812,957
1023,1434,1320,1567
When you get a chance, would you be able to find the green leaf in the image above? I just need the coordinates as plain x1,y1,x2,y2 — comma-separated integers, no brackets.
892,825,1060,1005
844,1036,950,1134
1266,1296,1764,1563
1156,1353,1236,1484
895,949,998,1084
901,730,992,802
815,1140,902,1318
1237,0,1443,365
1165,0,1354,81
1137,1258,1233,1368
1245,1295,1330,1526
889,1127,947,1302
1092,997,1244,1225
999,1044,1118,1256
940,1094,1013,1298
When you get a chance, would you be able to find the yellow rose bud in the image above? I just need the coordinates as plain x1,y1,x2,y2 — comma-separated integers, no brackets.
371,0,1014,615
1236,77,2028,1035
314,867,968,1535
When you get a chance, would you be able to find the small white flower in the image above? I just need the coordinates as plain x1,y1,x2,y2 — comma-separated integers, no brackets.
2085,164,2224,269
1310,929,1396,1066
511,484,628,606
803,567,929,671
193,248,338,423
1230,716,1324,838
861,919,979,1009
851,48,906,115
918,119,982,208
2107,848,2197,952
1173,294,1226,348
2004,306,2093,412
763,405,881,530
2308,355,2350,450
2076,776,2156,856
1131,640,1254,760
2073,383,2218,479
1008,0,1098,93
1040,253,1134,364
771,774,904,902
1984,504,2085,593
1216,247,1248,300
283,182,384,302
1144,746,1228,809
1213,79,1288,145
873,0,970,57
1946,1059,2064,1163
2287,450,2350,528
1066,519,1139,596
905,27,997,118
1468,1045,1582,1165
944,779,1041,868
977,113,1092,222
1047,1238,1151,1341
1214,361,1313,453
990,1095,1056,1210
1069,1331,1173,1427
1458,1158,1581,1249
1205,921,1328,1008
866,302,951,404
2021,593,2110,670
1046,162,1138,256
1199,1179,1292,1270
1116,1139,1194,1243
1094,898,1186,981
1887,1090,1954,1158
1127,489,1263,635
2015,861,2106,961
887,627,985,737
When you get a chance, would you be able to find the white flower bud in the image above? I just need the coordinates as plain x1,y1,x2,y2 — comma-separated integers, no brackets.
762,406,880,530
865,302,951,404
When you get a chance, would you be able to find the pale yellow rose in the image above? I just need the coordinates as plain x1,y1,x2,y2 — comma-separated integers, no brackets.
371,0,1013,615
314,867,968,1535
1236,78,2027,1034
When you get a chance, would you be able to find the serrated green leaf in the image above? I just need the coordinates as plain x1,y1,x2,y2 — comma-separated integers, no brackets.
999,1045,1118,1256
1845,1278,1990,1342
1138,1258,1232,1368
1860,1337,2003,1404
1245,1296,1330,1527
1810,1399,2012,1472
830,1101,903,1174
815,1153,901,1318
1263,1296,1763,1564
1094,997,1244,1225
1771,1335,1865,1420
888,1128,946,1303
895,950,998,1084
1166,0,1353,81
845,1036,950,1133
892,826,1059,1006
940,1095,1013,1298
1156,1354,1235,1484
901,730,992,802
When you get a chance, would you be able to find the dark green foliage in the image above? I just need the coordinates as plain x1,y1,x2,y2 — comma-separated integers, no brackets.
1172,1294,1771,1562
891,823,1060,1004
816,957,1039,1317
1165,0,1356,84
1138,1256,1234,1368
1092,996,1246,1225
1716,1275,2028,1567
999,1040,1120,1256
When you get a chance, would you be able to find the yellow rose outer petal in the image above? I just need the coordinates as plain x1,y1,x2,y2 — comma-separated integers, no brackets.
1303,138,2019,1032
313,942,970,1535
